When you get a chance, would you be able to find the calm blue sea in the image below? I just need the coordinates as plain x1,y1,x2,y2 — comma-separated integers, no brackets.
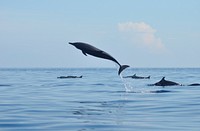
0,68,200,131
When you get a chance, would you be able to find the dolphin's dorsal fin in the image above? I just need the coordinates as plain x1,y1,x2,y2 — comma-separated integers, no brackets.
82,51,87,56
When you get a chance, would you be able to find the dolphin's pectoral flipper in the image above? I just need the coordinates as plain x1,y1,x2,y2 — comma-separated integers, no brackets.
82,51,87,56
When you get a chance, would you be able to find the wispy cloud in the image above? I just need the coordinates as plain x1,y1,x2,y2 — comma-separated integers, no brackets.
118,22,165,52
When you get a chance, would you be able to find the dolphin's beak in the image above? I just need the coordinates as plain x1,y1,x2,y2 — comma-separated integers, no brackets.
69,42,73,45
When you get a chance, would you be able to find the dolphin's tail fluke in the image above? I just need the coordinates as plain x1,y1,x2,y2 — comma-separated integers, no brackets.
118,65,129,75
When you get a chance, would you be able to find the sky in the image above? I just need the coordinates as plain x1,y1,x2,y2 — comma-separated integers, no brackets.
0,0,200,68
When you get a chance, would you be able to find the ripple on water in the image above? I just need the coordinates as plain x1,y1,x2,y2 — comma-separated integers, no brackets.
1,68,200,130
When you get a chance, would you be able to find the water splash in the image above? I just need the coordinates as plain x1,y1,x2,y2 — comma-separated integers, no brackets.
119,74,133,92
116,66,170,94
113,63,133,92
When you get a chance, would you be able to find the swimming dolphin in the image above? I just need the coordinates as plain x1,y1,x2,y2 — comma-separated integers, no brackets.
69,42,129,75
188,83,200,86
124,74,150,79
149,77,180,86
57,75,83,79
148,77,200,87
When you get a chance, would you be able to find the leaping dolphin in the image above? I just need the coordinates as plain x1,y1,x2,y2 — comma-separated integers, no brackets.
69,42,129,75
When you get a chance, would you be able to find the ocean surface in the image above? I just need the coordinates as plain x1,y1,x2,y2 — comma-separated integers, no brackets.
0,68,200,131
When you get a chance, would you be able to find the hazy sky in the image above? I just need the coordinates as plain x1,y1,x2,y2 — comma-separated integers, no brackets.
1,0,200,68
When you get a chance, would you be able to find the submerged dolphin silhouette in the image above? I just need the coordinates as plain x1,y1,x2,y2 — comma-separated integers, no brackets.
149,77,180,86
69,42,129,75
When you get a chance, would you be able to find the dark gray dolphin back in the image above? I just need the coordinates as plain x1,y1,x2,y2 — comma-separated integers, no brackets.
154,77,180,86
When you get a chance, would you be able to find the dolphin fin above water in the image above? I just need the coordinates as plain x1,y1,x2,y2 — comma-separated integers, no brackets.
148,77,200,87
123,74,150,79
69,42,129,75
148,77,180,86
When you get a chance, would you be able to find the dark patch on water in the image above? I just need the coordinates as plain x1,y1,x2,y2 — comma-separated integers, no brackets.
55,84,73,87
73,108,104,116
0,84,11,87
76,100,135,107
88,90,173,94
79,101,105,104
109,90,173,94
91,83,105,86
149,90,172,93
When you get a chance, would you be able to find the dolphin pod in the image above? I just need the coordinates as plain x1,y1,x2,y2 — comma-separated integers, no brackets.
69,42,129,75
148,77,200,87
